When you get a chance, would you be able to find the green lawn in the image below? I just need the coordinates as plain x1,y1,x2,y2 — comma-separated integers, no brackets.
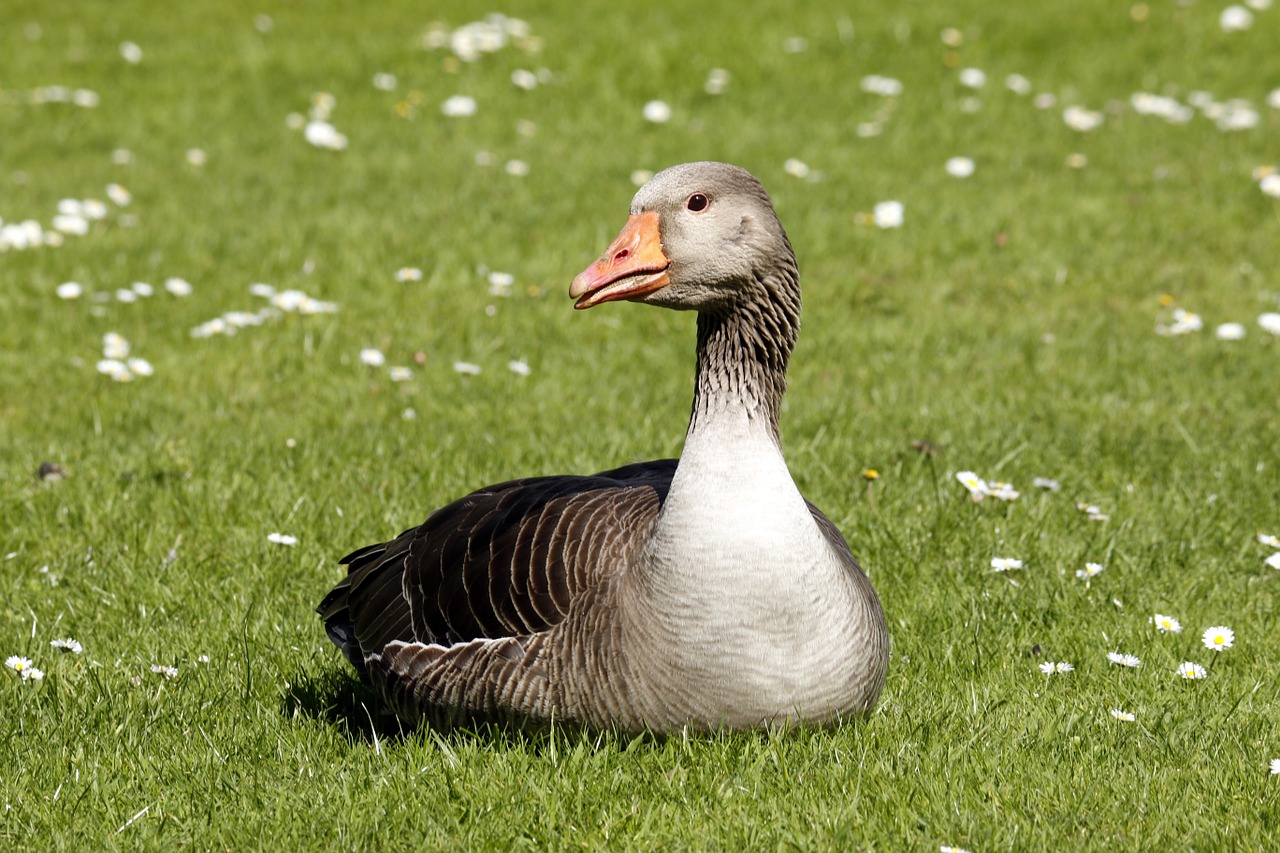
3,0,1279,848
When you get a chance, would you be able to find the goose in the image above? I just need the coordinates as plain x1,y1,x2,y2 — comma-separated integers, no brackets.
318,162,889,731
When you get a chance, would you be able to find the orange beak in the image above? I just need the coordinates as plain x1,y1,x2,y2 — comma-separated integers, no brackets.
570,211,671,310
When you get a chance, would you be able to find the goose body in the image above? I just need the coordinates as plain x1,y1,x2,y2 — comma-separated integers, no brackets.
319,162,889,730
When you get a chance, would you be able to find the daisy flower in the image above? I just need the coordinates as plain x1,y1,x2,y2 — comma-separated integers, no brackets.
1039,661,1073,675
56,282,83,299
1054,661,1074,673
642,100,672,123
164,277,193,296
1107,652,1141,668
940,846,972,853
507,359,531,377
987,481,1019,501
50,638,82,654
388,366,413,382
267,532,298,546
1151,613,1183,633
1038,661,1055,674
6,655,33,674
1271,758,1280,775
453,361,482,376
1033,477,1061,491
991,557,1023,572
1110,709,1136,722
1215,322,1246,341
1267,553,1280,570
945,157,975,178
359,348,386,367
1177,661,1207,680
1076,562,1105,580
1201,626,1234,651
956,471,988,499
1258,533,1280,548
24,667,44,681
873,200,904,229
395,267,423,282
150,664,179,679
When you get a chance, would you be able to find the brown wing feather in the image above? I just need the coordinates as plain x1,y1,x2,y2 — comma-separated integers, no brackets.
318,459,676,676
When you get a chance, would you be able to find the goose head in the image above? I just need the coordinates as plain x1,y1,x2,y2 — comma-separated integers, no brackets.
570,162,797,314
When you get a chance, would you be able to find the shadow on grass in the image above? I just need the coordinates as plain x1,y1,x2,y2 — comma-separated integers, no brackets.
283,668,411,745
283,669,862,758
282,668,667,753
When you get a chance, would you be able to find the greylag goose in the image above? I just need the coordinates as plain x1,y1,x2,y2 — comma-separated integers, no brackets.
318,162,889,731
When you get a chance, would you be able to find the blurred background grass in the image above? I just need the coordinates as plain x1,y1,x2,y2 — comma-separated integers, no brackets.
2,0,1279,848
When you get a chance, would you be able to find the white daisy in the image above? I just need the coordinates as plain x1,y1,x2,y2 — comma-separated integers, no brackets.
1038,661,1055,674
504,159,530,177
1266,553,1280,570
1177,661,1207,680
956,471,988,499
988,482,1019,501
1262,174,1280,198
705,68,731,95
507,359,531,376
860,75,903,97
6,655,33,674
1215,322,1246,340
267,532,298,546
359,348,386,367
164,277,193,296
304,120,348,151
991,557,1023,572
872,200,904,229
1076,562,1105,580
1054,661,1074,673
784,159,811,179
186,148,207,166
50,638,83,654
642,100,672,123
1151,613,1183,633
1110,709,1136,722
1201,626,1234,651
510,68,537,90
388,366,414,382
453,361,482,376
1258,534,1280,548
372,72,397,91
106,183,132,206
1033,477,1061,491
1063,106,1104,132
395,267,423,282
150,664,179,679
56,282,83,299
1220,5,1254,31
1259,313,1280,335
958,68,986,89
945,156,975,178
120,41,143,63
1271,758,1280,775
1107,652,1142,668
1005,73,1032,95
24,667,44,681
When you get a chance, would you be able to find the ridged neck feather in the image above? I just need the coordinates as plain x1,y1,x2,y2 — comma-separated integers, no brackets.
687,261,801,445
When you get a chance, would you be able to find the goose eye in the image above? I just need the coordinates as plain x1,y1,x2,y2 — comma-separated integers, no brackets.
686,193,709,212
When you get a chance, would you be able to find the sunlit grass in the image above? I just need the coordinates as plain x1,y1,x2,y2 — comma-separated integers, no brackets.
3,0,1280,848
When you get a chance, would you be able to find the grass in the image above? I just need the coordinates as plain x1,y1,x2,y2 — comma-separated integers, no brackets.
3,0,1280,848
